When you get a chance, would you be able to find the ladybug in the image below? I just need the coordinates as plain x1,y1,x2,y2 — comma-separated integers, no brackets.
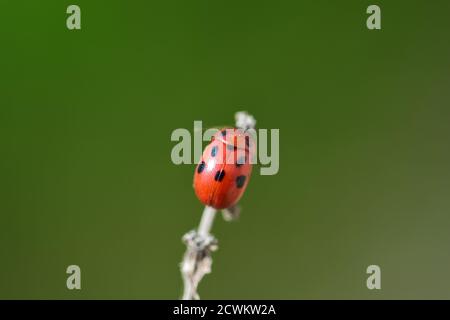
194,128,254,209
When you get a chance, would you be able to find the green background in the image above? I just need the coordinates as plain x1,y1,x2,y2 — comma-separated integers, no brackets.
1,1,449,299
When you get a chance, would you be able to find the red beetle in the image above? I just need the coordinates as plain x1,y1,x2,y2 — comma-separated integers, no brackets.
194,128,254,209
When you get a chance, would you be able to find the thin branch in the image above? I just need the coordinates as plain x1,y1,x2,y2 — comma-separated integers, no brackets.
198,206,217,237
179,111,256,300
180,206,217,300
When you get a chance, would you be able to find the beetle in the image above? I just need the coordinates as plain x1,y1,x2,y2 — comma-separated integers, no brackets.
193,127,254,209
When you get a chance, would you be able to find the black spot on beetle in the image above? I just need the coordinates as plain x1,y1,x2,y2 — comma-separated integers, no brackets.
221,130,227,137
211,146,218,157
214,170,225,182
236,156,246,167
236,175,246,188
197,161,205,173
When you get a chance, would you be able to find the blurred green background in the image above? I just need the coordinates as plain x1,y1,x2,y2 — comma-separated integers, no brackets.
1,0,450,299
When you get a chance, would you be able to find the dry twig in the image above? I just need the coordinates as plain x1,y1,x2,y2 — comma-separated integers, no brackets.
180,111,256,300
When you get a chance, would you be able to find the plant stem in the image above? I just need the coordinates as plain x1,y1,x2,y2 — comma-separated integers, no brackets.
179,111,256,300
198,206,217,237
180,206,217,300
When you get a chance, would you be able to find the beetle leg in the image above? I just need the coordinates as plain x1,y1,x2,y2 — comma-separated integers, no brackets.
222,204,241,221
